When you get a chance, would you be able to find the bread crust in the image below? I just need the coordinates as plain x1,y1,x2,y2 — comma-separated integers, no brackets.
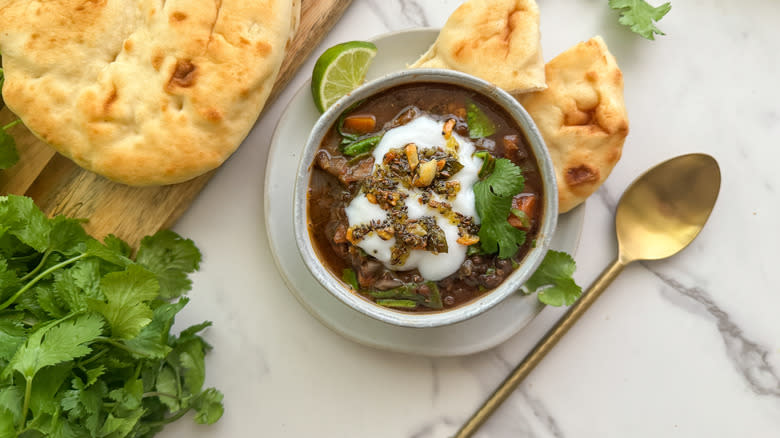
0,0,298,185
519,36,629,213
409,0,546,94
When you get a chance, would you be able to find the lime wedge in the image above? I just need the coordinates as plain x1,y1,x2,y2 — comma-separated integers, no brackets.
311,41,378,112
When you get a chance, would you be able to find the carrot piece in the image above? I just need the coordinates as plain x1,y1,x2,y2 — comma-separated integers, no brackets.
343,114,377,134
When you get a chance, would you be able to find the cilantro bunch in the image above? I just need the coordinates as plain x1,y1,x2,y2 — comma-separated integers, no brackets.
0,195,223,437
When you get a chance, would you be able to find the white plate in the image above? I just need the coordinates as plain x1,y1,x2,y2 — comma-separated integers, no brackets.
264,29,585,357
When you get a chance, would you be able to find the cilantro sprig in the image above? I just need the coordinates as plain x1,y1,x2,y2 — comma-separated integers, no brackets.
0,195,222,437
523,250,583,306
474,158,526,258
472,155,582,306
609,0,672,40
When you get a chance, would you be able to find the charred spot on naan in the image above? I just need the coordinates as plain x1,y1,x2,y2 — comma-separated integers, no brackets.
167,59,198,89
255,41,272,57
565,164,600,187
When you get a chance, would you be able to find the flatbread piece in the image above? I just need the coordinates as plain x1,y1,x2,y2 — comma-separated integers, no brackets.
0,0,298,185
518,36,629,212
409,0,546,94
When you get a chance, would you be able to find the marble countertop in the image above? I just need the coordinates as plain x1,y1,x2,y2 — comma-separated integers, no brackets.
164,1,780,436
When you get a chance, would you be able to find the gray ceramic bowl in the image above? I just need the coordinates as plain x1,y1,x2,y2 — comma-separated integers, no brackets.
293,69,558,328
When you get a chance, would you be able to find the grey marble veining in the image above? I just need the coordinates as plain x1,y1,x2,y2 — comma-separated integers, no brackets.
648,266,780,398
367,0,430,29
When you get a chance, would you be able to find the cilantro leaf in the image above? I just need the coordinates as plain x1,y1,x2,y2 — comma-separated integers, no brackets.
98,410,144,438
49,216,89,256
524,250,582,306
124,298,188,359
53,258,102,313
0,129,18,170
0,411,14,438
28,362,72,417
7,313,103,380
474,158,527,258
103,234,131,258
171,335,207,395
0,195,52,253
83,366,105,387
609,0,671,40
90,265,159,339
192,388,224,424
0,260,21,305
36,282,68,318
108,378,143,415
0,319,26,363
154,366,180,411
85,238,132,268
136,230,201,300
177,321,212,341
61,379,106,434
466,102,496,138
0,385,23,424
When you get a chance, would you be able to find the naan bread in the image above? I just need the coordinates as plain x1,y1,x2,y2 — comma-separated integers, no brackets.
409,0,546,94
0,0,298,186
518,36,628,213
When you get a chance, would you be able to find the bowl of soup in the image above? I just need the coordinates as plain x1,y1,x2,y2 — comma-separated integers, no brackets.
293,69,558,327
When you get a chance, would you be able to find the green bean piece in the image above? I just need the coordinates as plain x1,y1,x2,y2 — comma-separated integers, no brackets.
425,281,443,310
342,268,359,290
343,135,382,156
347,152,372,166
337,116,359,143
369,285,414,300
474,151,495,179
376,299,418,309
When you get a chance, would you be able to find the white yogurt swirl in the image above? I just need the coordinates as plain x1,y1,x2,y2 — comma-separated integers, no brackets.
344,116,482,281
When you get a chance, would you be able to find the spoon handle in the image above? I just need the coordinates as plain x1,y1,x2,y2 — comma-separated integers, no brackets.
454,257,627,438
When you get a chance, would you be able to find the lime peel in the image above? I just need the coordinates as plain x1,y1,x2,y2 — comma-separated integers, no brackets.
311,41,377,112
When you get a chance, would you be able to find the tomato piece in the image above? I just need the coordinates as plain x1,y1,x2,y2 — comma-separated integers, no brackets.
508,194,536,229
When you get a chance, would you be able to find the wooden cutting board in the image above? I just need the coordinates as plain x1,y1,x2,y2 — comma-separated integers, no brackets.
0,0,352,247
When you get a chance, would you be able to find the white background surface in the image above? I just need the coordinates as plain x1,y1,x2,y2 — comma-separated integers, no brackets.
165,1,780,436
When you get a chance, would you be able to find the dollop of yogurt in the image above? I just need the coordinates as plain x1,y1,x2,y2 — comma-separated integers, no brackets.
344,116,482,281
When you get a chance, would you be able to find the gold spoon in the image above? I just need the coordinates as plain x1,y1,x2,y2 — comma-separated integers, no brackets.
455,153,721,438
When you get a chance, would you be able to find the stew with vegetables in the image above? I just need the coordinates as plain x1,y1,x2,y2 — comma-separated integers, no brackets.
306,83,543,312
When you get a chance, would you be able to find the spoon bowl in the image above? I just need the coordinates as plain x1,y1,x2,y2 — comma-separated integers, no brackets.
455,153,721,438
616,153,721,262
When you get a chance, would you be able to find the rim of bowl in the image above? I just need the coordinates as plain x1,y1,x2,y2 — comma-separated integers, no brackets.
293,69,558,328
